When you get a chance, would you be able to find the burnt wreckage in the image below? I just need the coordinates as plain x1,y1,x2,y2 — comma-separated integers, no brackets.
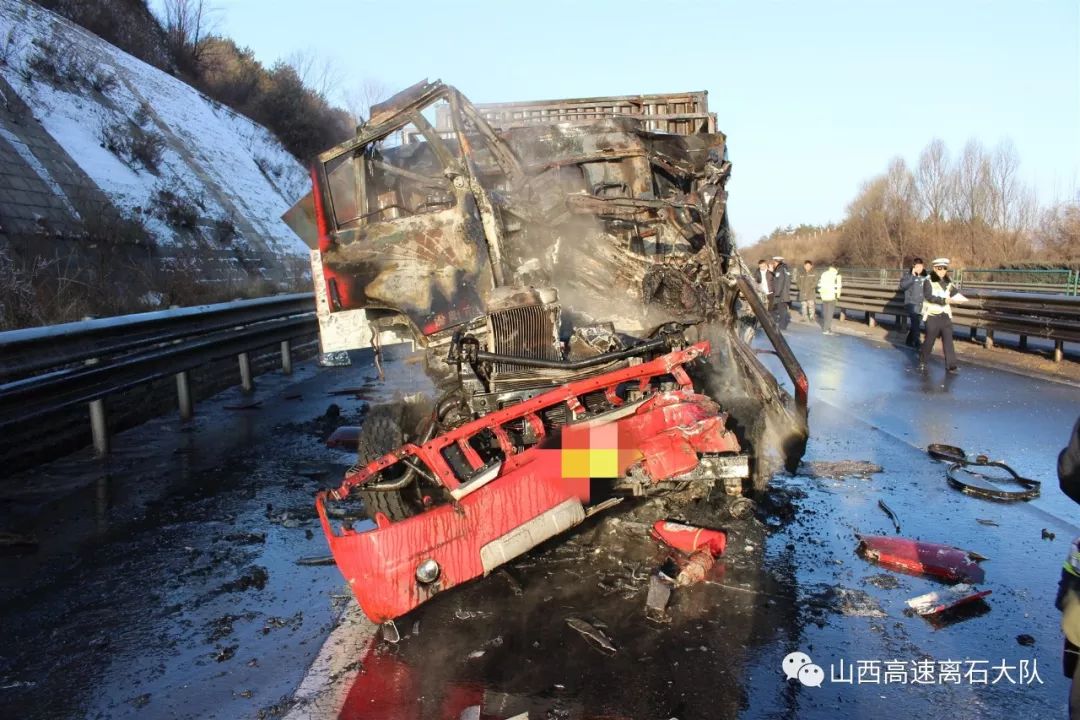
284,80,808,623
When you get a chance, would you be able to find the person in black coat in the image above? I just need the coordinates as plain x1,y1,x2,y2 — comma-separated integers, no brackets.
1057,417,1080,718
769,257,792,329
898,257,927,349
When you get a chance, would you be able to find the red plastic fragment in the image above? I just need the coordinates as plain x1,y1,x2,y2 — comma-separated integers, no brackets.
856,534,986,584
651,520,728,556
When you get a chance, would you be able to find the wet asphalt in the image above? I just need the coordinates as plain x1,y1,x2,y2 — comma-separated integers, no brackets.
0,325,1078,720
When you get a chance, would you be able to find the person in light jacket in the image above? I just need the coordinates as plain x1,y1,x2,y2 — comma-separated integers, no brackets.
917,257,965,373
756,258,772,301
817,263,842,334
898,257,927,349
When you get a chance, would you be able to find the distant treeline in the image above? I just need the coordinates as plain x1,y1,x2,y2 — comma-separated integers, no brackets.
37,0,354,162
745,138,1079,268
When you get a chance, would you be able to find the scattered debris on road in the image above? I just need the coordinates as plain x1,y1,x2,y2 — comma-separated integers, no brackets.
877,499,901,533
797,460,883,480
224,400,262,410
929,442,1041,500
295,555,336,566
650,519,727,556
906,584,992,616
856,535,986,583
675,549,716,587
566,617,617,655
324,426,360,450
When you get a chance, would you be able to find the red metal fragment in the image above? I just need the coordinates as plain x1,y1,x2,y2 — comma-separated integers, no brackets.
325,425,359,450
856,534,986,584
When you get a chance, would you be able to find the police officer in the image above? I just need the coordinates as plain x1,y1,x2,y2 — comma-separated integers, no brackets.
917,258,966,373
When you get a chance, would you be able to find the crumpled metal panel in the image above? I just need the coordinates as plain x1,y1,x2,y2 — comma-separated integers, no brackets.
319,453,583,623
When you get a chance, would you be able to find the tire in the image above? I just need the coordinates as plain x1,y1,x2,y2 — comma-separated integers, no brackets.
356,405,423,522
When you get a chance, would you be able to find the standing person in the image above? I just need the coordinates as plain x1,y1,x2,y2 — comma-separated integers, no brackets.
756,258,772,300
898,257,927,349
817,262,842,335
770,256,792,329
918,258,967,373
1056,417,1080,719
796,260,818,323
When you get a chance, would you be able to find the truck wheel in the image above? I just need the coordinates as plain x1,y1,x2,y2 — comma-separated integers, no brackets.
356,406,423,522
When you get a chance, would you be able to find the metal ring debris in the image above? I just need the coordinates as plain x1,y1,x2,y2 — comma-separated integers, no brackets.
927,444,967,463
946,460,1041,501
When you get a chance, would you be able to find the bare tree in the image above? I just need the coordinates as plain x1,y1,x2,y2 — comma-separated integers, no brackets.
988,138,1021,231
1037,196,1080,260
158,0,218,68
883,157,918,264
342,77,393,126
285,48,344,100
915,138,950,227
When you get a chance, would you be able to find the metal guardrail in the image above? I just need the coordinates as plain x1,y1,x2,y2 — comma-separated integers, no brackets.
0,293,317,455
829,280,1079,361
836,267,1080,295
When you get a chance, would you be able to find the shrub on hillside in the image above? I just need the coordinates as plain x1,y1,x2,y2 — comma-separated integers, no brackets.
151,187,202,230
36,0,174,72
99,120,167,173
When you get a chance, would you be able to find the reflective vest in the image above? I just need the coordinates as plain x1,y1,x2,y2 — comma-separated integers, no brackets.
1066,537,1080,578
922,276,955,320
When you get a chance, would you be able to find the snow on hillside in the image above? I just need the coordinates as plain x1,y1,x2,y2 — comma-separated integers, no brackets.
0,0,311,259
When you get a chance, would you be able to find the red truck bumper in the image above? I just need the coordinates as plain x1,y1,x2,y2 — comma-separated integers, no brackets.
316,342,742,622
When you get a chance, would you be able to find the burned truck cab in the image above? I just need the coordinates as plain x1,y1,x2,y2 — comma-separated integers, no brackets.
285,80,808,622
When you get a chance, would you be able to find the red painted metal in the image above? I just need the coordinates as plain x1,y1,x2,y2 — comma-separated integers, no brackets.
856,535,986,584
316,342,746,622
331,342,712,498
651,520,728,556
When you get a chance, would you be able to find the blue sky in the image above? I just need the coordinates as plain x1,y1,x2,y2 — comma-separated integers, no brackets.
211,0,1079,244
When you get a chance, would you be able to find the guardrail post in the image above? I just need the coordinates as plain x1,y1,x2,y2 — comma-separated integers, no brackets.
1018,335,1027,350
969,327,977,342
176,370,193,420
280,340,293,375
984,330,994,349
238,352,253,392
867,311,876,328
1054,341,1064,363
82,353,109,457
89,397,109,457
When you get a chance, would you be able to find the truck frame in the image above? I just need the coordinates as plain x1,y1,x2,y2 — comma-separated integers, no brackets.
284,80,808,623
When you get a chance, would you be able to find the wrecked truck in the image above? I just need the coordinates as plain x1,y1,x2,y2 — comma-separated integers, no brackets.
283,80,808,623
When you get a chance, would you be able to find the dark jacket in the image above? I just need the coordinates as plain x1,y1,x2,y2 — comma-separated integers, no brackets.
1060,417,1080,504
772,263,792,302
797,270,818,300
899,270,927,307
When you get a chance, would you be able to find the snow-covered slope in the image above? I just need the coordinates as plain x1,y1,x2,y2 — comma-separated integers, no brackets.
0,0,310,264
